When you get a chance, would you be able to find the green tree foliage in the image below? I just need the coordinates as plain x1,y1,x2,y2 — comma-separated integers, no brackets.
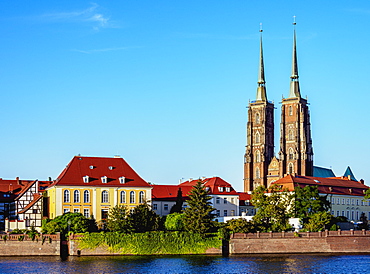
365,189,370,200
127,202,159,233
226,218,256,233
170,188,184,214
183,180,215,235
165,213,185,231
303,211,333,232
294,185,330,221
358,212,369,230
42,212,90,236
106,205,131,233
251,185,293,232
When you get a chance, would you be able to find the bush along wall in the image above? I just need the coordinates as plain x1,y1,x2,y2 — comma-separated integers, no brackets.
77,231,222,255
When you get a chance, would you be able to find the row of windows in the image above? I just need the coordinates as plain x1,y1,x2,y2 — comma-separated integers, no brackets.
215,197,236,204
63,190,146,204
215,210,235,217
331,197,370,206
64,208,90,218
331,210,370,221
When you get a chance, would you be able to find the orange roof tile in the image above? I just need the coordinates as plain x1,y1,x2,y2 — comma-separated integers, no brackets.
179,177,238,195
53,156,151,188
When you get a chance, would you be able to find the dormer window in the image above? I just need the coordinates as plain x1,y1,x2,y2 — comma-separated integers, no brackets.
83,176,89,183
101,176,107,184
226,187,231,192
89,165,95,169
205,187,210,192
119,177,125,184
108,166,114,170
218,187,224,192
245,200,250,206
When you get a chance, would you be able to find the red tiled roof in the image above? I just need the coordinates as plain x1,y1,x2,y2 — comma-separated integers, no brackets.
238,192,253,206
179,177,238,195
272,175,369,196
53,156,151,188
152,185,193,201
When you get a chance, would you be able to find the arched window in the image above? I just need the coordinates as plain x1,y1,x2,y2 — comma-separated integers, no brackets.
288,130,294,141
256,150,261,162
120,191,126,203
139,191,145,203
74,190,80,203
102,190,109,203
255,131,260,143
64,190,70,203
256,167,260,179
289,148,294,160
84,190,90,203
130,191,135,204
289,106,293,116
288,163,294,174
256,113,260,124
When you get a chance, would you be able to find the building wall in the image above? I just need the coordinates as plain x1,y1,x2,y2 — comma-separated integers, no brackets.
329,194,370,222
47,185,152,220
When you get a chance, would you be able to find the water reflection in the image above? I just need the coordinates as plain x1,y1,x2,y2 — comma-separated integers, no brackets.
0,254,369,273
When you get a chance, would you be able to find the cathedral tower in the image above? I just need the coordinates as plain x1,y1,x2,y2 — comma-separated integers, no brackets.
244,28,275,192
278,24,314,177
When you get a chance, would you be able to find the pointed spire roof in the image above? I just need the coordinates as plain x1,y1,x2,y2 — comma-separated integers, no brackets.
343,166,358,181
288,18,301,98
256,25,267,101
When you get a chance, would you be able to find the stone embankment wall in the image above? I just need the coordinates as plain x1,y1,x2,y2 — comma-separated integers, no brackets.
0,233,61,256
230,230,370,254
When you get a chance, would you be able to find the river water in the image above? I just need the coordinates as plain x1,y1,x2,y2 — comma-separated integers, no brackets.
0,254,369,273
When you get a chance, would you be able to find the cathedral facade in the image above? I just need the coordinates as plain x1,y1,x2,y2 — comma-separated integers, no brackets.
244,27,314,193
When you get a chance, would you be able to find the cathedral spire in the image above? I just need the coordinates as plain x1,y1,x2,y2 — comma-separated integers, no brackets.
256,24,267,101
288,17,301,98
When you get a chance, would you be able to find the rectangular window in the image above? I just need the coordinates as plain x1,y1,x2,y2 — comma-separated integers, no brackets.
337,198,340,205
101,209,108,219
164,204,169,211
342,199,345,205
231,198,234,204
331,211,334,215
347,199,350,205
64,208,70,214
346,211,350,219
356,200,359,206
342,211,345,216
74,208,80,213
224,210,227,217
336,211,339,217
153,204,158,210
231,210,235,216
332,198,335,204
352,199,355,206
216,210,220,217
84,209,89,218
216,197,220,204
224,198,227,204
32,209,38,214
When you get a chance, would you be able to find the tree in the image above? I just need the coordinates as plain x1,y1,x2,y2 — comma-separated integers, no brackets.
294,185,330,221
170,188,183,214
303,211,333,232
183,180,215,236
127,202,159,233
106,205,131,233
251,185,293,232
365,188,370,200
358,212,369,230
165,212,185,231
42,212,90,236
226,218,255,233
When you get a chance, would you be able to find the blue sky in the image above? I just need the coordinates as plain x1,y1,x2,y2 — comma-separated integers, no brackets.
0,1,369,190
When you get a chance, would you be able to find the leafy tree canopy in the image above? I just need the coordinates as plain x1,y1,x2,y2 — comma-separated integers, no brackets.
165,212,185,231
42,212,90,236
170,188,183,214
127,202,159,233
251,185,293,232
183,180,215,236
107,205,131,233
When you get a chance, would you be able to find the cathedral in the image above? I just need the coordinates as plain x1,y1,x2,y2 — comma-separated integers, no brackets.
244,25,314,192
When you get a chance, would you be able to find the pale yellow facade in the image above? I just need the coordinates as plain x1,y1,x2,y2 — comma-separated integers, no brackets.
47,185,152,220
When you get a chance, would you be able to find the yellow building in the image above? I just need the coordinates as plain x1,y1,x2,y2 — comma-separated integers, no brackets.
46,156,152,220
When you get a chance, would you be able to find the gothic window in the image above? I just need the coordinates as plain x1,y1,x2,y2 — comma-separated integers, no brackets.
64,190,70,203
84,190,90,203
289,130,294,141
74,190,80,203
256,167,260,179
120,191,126,203
289,148,294,160
288,163,294,174
102,191,109,203
139,191,145,203
256,150,261,162
289,106,293,116
130,191,135,203
255,131,260,143
256,113,260,124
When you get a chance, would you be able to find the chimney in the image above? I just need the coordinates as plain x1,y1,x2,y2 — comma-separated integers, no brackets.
16,177,22,186
360,179,365,185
